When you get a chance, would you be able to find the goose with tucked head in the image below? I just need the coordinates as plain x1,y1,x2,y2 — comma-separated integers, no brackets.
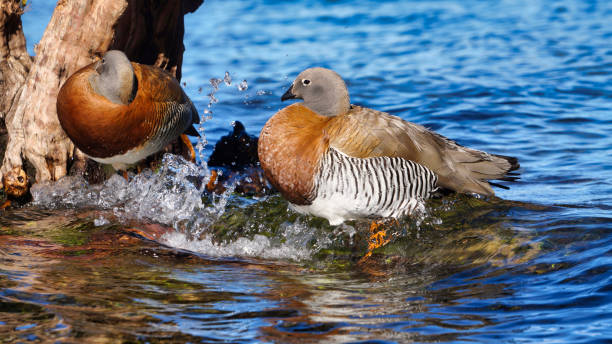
57,50,200,171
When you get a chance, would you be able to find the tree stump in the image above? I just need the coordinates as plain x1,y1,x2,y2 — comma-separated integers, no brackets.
0,1,32,198
0,0,204,198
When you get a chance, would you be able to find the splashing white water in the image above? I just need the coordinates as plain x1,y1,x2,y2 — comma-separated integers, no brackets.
223,71,232,86
161,216,355,262
31,155,215,229
237,79,248,91
29,154,322,261
163,232,313,261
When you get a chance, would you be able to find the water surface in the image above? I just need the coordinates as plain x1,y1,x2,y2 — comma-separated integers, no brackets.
3,0,612,342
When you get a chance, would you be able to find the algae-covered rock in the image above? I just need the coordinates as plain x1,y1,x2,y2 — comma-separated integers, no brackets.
204,193,543,271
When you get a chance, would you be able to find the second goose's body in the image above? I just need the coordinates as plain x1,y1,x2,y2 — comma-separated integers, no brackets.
258,68,519,225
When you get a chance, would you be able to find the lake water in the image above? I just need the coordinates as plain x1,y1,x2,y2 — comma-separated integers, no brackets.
3,0,611,342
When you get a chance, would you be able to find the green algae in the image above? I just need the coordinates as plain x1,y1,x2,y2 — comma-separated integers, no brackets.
41,220,96,246
204,192,543,270
208,195,336,243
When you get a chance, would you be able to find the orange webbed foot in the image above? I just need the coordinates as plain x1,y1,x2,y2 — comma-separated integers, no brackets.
359,220,393,263
206,169,219,192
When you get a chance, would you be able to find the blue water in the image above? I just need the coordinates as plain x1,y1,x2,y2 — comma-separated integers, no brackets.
11,0,612,342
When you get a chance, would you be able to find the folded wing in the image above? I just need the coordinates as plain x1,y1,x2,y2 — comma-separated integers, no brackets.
325,106,519,196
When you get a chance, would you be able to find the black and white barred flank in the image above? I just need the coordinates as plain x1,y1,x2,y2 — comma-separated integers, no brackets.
290,147,438,225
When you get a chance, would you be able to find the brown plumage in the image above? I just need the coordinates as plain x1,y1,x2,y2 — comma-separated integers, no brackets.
259,67,519,224
259,103,331,205
57,50,199,169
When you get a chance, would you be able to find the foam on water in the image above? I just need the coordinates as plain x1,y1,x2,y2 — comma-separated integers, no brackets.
31,155,211,227
163,232,312,261
158,208,351,261
29,154,322,261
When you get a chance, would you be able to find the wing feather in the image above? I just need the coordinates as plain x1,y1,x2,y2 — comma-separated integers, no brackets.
326,106,519,196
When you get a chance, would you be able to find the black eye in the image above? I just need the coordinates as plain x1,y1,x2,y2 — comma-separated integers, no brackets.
302,79,311,86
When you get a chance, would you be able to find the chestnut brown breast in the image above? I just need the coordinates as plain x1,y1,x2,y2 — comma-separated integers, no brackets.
258,103,332,205
57,62,194,159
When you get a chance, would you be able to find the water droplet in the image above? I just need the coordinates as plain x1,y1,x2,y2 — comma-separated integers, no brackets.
209,78,222,90
208,92,218,105
238,80,248,91
224,71,232,86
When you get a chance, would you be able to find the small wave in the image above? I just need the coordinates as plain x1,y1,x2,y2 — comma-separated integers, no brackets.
28,154,332,261
162,231,313,261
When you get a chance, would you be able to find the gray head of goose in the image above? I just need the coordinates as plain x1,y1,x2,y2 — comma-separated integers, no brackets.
90,50,136,105
281,67,350,117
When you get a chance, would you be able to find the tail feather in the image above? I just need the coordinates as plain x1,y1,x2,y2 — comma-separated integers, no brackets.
183,100,201,136
439,146,520,196
462,151,520,193
489,181,510,190
493,153,520,171
184,124,199,136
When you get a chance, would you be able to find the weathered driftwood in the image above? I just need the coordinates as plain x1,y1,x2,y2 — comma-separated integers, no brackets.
0,1,32,197
0,1,31,121
0,0,203,198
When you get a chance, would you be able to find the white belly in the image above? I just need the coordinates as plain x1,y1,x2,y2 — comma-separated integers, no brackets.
89,140,163,170
290,195,422,226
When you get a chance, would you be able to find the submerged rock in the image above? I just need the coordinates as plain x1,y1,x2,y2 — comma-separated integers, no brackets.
208,121,259,169
206,121,272,196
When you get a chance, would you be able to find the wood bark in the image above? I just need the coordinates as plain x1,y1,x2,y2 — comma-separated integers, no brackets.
0,1,32,198
0,0,203,197
0,1,31,121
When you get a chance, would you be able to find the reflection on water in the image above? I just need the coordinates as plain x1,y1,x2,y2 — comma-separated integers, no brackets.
0,212,297,342
2,169,606,342
5,0,612,342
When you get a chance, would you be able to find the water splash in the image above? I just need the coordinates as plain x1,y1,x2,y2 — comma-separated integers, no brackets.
205,77,222,114
204,72,249,114
29,154,326,261
31,155,213,228
163,232,313,261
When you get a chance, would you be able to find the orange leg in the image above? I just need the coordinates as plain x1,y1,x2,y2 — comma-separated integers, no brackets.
0,200,11,210
122,170,129,181
359,220,392,263
206,169,219,192
180,134,197,163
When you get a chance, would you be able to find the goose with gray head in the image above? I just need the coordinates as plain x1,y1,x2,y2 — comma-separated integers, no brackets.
259,67,519,227
57,50,200,171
